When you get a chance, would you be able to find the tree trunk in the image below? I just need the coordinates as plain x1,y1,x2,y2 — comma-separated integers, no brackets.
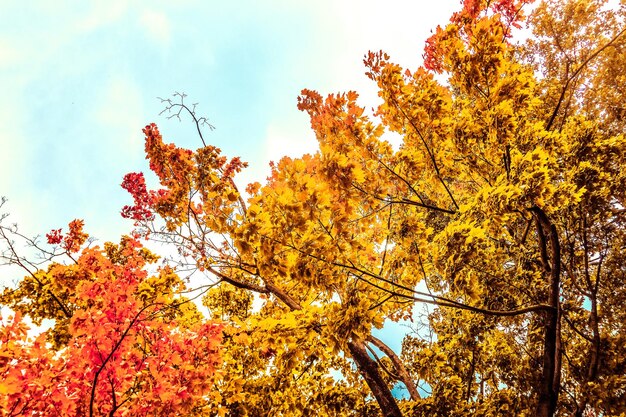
348,340,404,417
532,208,562,417
368,335,420,401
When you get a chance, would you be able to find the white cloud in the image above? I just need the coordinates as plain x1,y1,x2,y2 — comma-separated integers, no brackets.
232,121,319,189
251,0,460,174
0,39,21,70
76,0,130,33
139,10,171,48
95,75,144,150
92,79,143,183
263,123,318,162
0,85,38,229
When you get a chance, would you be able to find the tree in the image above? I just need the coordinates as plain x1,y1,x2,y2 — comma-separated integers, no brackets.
118,1,626,416
0,217,222,416
2,0,626,416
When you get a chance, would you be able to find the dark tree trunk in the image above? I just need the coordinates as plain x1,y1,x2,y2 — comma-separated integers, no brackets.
532,208,562,417
348,340,404,417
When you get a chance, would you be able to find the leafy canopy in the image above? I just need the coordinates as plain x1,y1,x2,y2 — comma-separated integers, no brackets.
2,0,626,416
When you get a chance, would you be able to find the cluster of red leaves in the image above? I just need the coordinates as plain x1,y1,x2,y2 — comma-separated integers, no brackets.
121,172,158,222
453,0,533,26
490,0,534,28
45,219,89,253
363,50,392,80
1,236,223,416
222,156,247,180
120,124,249,238
45,228,62,245
143,123,194,187
423,26,447,73
461,0,483,20
195,145,248,182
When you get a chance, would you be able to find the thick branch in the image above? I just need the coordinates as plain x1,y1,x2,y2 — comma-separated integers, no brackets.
265,281,303,311
211,257,401,415
347,340,404,417
206,266,270,294
368,335,421,401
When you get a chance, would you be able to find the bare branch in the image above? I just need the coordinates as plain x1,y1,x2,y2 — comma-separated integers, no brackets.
158,92,215,147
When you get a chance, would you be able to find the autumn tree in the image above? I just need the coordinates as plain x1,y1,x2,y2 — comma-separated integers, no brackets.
0,215,223,416
116,1,626,416
3,0,626,416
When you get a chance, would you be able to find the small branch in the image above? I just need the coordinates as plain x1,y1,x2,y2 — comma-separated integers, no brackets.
0,226,72,319
351,182,456,215
388,96,459,210
378,204,393,276
89,303,156,417
546,26,626,130
561,310,592,343
158,92,215,147
273,235,554,317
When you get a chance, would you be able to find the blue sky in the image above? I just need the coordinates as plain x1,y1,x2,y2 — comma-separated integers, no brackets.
0,0,458,352
1,0,458,241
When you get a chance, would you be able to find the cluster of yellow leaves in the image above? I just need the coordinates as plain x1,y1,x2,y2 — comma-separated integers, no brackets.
105,0,626,415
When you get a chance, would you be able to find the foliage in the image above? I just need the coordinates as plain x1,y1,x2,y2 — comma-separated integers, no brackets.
120,1,626,415
2,0,626,416
0,224,222,416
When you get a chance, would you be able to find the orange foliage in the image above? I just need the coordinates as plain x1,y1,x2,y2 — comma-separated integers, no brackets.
1,228,222,417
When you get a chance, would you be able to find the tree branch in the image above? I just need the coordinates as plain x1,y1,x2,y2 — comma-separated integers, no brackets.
367,335,421,400
546,26,626,130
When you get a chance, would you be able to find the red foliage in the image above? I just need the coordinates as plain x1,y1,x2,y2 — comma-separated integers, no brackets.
1,236,223,416
423,0,534,72
142,123,194,186
423,26,446,73
64,219,88,253
46,228,63,245
297,89,364,133
46,220,88,253
121,172,156,221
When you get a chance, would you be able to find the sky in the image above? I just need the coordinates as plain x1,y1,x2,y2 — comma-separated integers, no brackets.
0,0,460,356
